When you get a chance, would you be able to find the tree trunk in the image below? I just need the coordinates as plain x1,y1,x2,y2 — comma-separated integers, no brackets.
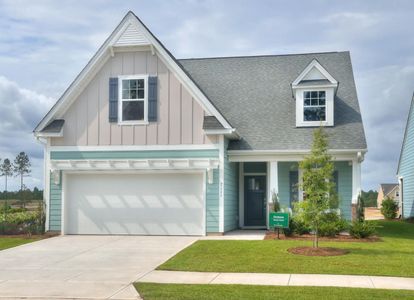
314,224,319,248
20,174,25,209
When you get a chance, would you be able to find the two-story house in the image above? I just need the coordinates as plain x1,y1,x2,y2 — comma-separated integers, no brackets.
34,11,367,235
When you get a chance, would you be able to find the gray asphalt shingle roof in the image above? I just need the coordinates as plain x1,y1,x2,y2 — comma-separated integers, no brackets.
203,116,225,130
40,119,65,133
179,51,367,151
380,183,398,196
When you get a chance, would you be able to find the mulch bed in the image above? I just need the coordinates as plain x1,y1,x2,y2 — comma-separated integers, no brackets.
264,231,380,242
288,246,349,256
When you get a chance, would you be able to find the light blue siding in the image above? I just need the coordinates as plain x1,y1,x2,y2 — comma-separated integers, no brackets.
50,149,219,160
206,169,219,232
277,162,299,209
277,161,353,220
223,143,239,232
399,97,414,218
49,171,62,231
335,161,353,220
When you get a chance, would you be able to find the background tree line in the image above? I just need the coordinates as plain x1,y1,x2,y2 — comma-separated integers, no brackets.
0,152,43,206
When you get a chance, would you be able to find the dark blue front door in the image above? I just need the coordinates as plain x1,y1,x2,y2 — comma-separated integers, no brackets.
244,176,266,226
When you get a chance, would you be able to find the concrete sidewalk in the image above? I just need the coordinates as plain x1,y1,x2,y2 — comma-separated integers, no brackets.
137,270,414,290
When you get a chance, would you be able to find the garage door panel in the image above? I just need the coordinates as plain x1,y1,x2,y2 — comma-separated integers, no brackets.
65,173,204,235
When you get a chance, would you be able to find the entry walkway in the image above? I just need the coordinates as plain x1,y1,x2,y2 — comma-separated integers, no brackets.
137,270,414,290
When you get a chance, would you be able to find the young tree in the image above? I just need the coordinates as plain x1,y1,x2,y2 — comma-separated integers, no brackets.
296,127,336,248
13,152,31,208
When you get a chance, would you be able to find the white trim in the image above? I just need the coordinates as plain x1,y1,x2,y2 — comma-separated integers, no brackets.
202,171,207,236
229,153,364,163
117,74,148,125
243,172,267,176
295,87,334,127
268,161,278,205
352,159,361,204
49,144,219,151
298,167,304,202
34,12,232,133
51,158,219,171
204,128,240,139
45,138,50,231
292,59,338,86
113,45,152,53
238,162,244,228
218,135,225,233
294,83,338,89
266,162,270,229
34,130,64,138
61,171,66,235
228,149,368,155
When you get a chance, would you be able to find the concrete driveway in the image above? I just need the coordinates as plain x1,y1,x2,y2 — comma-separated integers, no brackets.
0,235,197,299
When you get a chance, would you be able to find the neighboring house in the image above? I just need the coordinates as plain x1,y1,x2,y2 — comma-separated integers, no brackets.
397,93,414,218
377,183,400,208
33,11,367,236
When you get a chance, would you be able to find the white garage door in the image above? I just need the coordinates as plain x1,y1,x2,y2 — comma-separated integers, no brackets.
64,172,204,235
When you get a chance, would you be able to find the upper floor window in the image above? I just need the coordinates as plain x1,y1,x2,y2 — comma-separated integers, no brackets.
291,59,337,127
304,91,326,122
118,75,148,124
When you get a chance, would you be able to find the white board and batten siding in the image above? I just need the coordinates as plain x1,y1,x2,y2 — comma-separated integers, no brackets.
51,50,217,147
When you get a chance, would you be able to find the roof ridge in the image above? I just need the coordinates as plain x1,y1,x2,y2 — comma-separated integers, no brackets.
178,51,349,61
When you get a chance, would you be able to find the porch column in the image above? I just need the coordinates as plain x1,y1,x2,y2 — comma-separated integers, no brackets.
352,159,361,204
268,161,279,204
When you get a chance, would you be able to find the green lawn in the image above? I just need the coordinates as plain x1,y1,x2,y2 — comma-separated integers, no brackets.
135,283,414,300
0,236,41,250
159,221,414,277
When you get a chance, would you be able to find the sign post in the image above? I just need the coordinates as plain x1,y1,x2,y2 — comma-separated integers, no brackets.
268,212,289,239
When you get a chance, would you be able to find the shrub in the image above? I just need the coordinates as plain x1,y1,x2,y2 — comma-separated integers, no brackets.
0,206,45,235
291,215,311,235
381,197,398,219
349,221,376,238
318,211,349,237
282,216,294,236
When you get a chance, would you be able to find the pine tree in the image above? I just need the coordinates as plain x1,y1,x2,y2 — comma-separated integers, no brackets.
0,158,13,192
296,127,336,248
13,152,31,208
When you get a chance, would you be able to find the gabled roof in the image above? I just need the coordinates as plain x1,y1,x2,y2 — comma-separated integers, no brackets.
203,116,225,130
380,183,399,196
397,93,414,174
36,119,65,137
292,59,338,87
179,51,367,151
34,11,232,134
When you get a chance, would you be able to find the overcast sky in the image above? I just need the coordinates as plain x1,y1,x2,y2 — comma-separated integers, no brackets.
0,0,413,191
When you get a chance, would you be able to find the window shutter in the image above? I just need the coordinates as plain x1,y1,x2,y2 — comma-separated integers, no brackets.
109,77,118,122
148,76,158,122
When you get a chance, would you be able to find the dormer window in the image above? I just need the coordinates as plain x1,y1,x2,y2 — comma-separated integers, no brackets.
304,91,326,121
292,59,338,127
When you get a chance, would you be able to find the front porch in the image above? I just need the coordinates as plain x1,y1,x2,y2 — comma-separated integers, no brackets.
230,159,361,230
